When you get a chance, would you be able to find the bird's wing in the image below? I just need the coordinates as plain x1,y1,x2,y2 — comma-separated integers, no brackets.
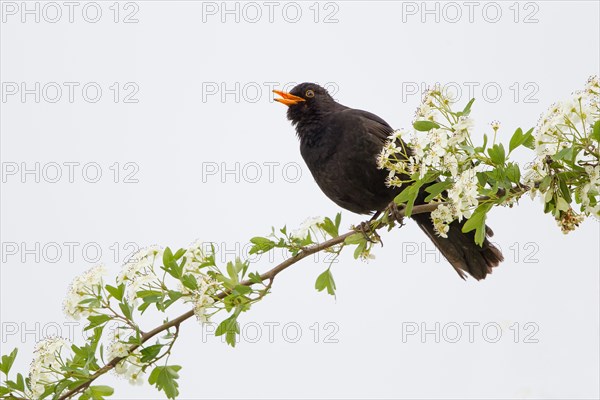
337,108,395,144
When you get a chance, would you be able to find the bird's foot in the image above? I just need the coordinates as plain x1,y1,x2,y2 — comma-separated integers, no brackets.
385,202,406,227
354,221,381,244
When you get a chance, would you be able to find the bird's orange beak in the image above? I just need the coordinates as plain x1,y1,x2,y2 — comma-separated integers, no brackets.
273,90,305,106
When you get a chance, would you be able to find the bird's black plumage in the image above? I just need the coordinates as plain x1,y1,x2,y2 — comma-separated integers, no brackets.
276,82,503,280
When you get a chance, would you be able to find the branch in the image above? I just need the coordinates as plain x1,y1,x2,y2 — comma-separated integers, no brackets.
57,201,445,399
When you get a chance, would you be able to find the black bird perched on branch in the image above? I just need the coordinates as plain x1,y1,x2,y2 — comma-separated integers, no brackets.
273,82,503,280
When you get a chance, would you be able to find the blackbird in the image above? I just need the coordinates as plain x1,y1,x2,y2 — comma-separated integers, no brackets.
273,82,503,280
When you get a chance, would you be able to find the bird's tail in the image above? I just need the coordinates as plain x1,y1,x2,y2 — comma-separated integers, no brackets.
412,212,503,280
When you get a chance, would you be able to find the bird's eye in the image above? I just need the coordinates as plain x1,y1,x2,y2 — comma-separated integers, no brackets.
305,89,315,98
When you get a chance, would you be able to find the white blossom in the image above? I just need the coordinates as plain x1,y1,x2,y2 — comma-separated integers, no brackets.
428,129,448,158
63,264,107,320
126,272,159,303
28,337,69,398
452,116,474,133
430,203,456,238
291,216,325,239
447,169,479,221
193,291,215,323
449,116,473,145
527,76,599,219
442,153,459,178
117,246,163,285
106,329,146,385
410,134,428,162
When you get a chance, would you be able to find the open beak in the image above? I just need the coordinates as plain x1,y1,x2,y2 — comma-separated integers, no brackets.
273,90,305,106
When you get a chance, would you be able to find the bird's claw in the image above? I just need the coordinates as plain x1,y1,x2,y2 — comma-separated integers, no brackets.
385,202,406,227
354,221,381,244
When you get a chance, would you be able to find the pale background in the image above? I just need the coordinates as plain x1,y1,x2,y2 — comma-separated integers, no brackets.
1,1,599,399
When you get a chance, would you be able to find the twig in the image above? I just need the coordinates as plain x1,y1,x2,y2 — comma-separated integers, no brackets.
56,200,467,399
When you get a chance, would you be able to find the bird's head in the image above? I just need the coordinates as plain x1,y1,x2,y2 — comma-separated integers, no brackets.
273,82,337,125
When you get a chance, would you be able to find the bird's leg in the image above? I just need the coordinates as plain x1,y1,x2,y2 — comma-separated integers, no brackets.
385,202,406,227
354,221,381,244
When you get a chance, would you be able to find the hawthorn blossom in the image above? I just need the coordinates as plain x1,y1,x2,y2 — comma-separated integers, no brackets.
63,264,107,320
556,208,585,234
527,75,599,224
430,203,456,238
105,329,146,385
291,216,325,240
28,337,69,398
117,246,163,285
447,169,479,221
450,116,474,144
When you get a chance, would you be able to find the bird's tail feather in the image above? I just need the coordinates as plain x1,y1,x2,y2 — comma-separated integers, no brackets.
412,213,503,280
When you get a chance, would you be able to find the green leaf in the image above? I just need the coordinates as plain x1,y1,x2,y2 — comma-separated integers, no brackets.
476,172,488,187
505,162,521,184
413,120,440,131
105,284,125,302
162,247,182,279
140,344,163,363
148,365,182,399
248,272,263,284
180,274,199,290
215,315,240,347
0,348,18,375
558,177,572,203
226,261,239,284
591,120,600,142
394,185,413,204
461,98,475,116
234,258,246,274
539,175,552,193
424,181,452,202
474,133,488,153
4,373,25,392
353,240,367,259
173,248,186,260
168,290,182,302
15,373,25,392
487,144,506,165
249,237,276,255
315,269,336,296
509,127,535,153
398,176,433,216
233,285,253,295
344,233,364,245
88,385,114,399
522,128,535,150
118,301,133,320
553,146,574,162
320,216,340,238
461,203,493,246
556,196,570,211
85,314,111,331
509,127,523,153
163,247,174,267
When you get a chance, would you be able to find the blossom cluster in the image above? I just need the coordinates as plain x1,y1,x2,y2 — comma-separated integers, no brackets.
63,264,107,320
378,77,599,237
118,245,162,303
182,240,218,323
107,330,145,385
525,75,599,232
290,216,325,240
28,337,69,398
376,85,483,237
